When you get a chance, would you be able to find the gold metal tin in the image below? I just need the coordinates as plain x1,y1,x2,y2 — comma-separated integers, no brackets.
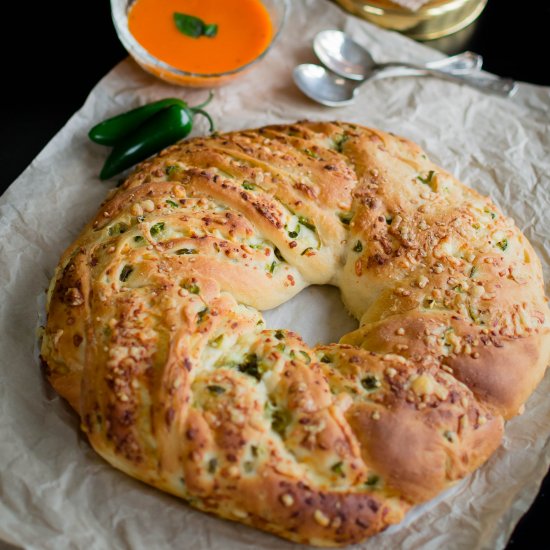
335,0,488,40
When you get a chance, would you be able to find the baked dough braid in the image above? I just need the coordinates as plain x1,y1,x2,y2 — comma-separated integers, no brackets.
41,121,550,547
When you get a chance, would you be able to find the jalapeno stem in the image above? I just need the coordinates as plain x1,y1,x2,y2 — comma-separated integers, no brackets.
191,90,214,110
191,108,215,133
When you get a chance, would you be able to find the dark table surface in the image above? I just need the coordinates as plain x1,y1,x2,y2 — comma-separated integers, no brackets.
0,0,547,547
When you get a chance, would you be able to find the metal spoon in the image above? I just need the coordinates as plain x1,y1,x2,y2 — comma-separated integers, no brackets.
294,60,518,107
293,52,489,108
314,30,483,80
307,30,517,99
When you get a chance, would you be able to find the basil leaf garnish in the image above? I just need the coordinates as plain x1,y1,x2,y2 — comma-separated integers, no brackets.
174,13,218,39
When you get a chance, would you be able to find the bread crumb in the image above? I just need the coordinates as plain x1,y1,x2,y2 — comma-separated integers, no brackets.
314,509,330,527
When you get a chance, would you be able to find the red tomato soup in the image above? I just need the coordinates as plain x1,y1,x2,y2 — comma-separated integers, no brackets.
128,0,273,74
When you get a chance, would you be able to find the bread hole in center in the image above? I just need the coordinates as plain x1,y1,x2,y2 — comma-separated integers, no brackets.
263,285,358,347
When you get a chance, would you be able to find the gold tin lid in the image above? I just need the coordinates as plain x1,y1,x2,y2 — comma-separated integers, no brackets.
335,0,488,40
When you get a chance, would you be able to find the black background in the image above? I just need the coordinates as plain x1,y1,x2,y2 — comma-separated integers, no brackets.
0,0,547,547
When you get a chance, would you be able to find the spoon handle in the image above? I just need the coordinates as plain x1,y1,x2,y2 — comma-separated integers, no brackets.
378,61,517,97
425,51,483,73
426,69,517,96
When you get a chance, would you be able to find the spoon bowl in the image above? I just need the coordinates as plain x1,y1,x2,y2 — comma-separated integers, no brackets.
293,64,357,107
314,29,377,81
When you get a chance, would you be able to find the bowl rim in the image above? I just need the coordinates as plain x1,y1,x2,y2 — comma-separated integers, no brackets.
110,0,290,80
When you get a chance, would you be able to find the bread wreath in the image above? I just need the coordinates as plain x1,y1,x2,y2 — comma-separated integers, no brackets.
41,121,550,547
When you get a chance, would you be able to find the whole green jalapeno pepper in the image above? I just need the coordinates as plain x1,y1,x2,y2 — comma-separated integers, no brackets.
89,92,214,146
91,93,215,180
100,104,211,180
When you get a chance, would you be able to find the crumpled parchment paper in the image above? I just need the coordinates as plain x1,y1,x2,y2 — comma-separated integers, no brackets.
1,1,549,548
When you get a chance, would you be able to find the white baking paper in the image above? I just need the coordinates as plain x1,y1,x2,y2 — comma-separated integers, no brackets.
1,1,549,548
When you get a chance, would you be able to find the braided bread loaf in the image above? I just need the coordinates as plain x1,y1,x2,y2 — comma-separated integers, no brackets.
41,121,550,546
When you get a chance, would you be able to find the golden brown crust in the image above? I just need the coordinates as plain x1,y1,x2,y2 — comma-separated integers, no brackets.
41,121,550,546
